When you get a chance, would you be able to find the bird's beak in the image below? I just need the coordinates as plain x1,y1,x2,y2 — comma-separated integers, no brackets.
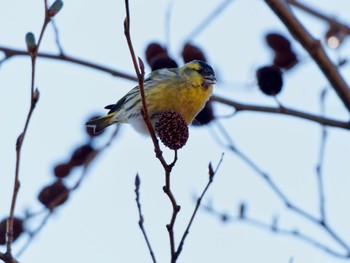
204,74,217,84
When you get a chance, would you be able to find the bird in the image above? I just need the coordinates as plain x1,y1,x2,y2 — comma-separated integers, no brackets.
86,60,216,135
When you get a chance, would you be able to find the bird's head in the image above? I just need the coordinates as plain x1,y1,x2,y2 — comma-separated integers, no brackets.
182,60,216,86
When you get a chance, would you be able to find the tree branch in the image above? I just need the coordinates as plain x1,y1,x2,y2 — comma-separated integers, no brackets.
211,95,350,130
134,174,157,263
203,204,350,259
0,46,137,81
287,0,350,35
264,0,350,113
5,0,53,258
175,155,224,260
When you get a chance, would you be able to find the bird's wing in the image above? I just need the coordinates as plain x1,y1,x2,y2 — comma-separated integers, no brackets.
105,68,178,114
144,68,178,86
105,86,139,113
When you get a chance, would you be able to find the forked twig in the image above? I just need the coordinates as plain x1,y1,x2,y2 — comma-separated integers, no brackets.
123,1,180,261
202,204,350,259
175,154,224,260
210,119,350,256
134,174,157,263
15,125,120,257
5,0,53,259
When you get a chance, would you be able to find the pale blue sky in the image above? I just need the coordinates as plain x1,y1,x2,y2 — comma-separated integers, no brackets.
1,0,350,262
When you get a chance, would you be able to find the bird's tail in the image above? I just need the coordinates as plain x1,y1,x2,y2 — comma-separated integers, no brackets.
85,113,115,134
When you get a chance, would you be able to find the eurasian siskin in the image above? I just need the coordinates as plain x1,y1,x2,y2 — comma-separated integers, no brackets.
86,60,216,135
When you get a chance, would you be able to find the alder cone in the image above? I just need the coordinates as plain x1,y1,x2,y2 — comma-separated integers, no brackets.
38,180,69,209
256,66,283,96
0,217,24,245
155,111,189,150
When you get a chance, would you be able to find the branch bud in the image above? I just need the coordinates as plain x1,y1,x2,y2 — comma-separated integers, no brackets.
25,32,36,53
135,174,140,188
48,0,64,17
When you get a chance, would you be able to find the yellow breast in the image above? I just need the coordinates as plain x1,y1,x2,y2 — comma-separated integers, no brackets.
146,78,213,124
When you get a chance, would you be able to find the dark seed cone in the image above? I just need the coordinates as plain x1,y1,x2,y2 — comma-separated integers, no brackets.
38,180,69,209
0,217,24,245
256,66,283,96
145,42,168,66
182,43,207,63
273,51,298,70
70,144,94,166
192,101,214,126
150,54,178,71
265,33,298,70
155,111,189,150
54,162,73,178
265,33,292,53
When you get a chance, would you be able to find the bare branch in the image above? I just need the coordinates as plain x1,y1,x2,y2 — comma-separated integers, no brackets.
6,0,53,257
316,88,328,222
211,121,350,255
211,95,350,130
175,154,224,260
15,125,120,256
0,46,137,81
134,174,157,263
265,0,350,113
185,0,234,41
203,204,350,259
287,0,350,35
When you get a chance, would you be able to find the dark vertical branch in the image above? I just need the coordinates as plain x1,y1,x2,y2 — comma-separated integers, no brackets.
134,174,157,263
51,19,65,55
5,0,54,258
316,88,328,222
123,0,167,167
123,1,180,262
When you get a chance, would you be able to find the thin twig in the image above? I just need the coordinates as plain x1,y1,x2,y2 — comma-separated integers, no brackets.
211,95,350,130
123,0,167,166
264,0,350,113
16,212,51,257
5,0,52,258
164,0,174,51
185,0,234,41
123,2,180,262
316,88,328,222
15,125,120,257
213,121,320,223
1,46,349,131
163,169,180,263
287,0,350,35
211,120,350,255
0,46,137,81
51,19,65,55
134,174,157,263
175,154,224,260
202,204,350,259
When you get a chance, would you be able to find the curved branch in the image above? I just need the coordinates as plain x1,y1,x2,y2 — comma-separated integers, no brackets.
2,47,349,131
264,0,350,113
211,95,350,130
287,0,350,34
0,46,137,81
